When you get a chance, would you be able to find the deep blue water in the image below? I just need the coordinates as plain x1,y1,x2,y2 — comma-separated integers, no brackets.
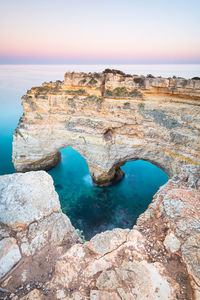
1,64,199,239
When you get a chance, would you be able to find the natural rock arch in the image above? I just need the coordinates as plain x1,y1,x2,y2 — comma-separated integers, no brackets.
12,70,200,186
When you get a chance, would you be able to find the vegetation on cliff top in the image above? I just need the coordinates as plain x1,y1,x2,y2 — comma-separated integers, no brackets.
27,85,61,96
147,74,155,78
105,87,143,98
103,69,126,76
133,77,145,86
191,76,200,80
87,78,98,86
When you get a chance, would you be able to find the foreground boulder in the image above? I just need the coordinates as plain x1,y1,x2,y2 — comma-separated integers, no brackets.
0,166,200,299
0,171,80,299
0,171,60,230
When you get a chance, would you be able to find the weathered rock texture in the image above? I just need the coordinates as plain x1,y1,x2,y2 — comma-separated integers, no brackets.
12,69,200,186
0,166,199,299
0,171,80,299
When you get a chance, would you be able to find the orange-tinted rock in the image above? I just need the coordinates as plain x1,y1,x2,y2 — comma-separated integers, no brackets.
12,70,200,186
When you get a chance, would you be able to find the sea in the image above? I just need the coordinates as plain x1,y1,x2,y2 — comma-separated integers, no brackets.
0,64,199,239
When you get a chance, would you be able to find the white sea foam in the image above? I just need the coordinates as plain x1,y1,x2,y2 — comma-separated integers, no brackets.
83,174,93,186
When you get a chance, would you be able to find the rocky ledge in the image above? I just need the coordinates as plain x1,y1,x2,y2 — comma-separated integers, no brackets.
0,171,80,300
0,166,199,299
12,69,200,186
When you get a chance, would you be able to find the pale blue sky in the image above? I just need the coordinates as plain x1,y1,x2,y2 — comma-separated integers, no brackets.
0,0,200,63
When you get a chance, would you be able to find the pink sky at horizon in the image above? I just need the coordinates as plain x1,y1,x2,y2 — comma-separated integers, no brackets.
1,0,200,64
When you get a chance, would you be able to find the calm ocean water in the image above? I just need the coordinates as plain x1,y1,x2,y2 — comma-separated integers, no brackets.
0,64,199,238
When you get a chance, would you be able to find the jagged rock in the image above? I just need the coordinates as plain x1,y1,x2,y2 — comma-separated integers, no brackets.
90,290,121,300
163,232,181,253
20,289,43,300
44,165,199,300
88,228,129,256
0,238,21,279
127,261,178,299
181,233,200,286
0,171,60,230
0,167,199,298
0,171,79,257
0,171,80,297
20,212,77,256
96,270,119,290
0,228,9,240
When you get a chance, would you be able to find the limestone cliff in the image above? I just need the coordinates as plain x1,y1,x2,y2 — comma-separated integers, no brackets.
0,167,199,299
12,69,200,185
5,69,200,299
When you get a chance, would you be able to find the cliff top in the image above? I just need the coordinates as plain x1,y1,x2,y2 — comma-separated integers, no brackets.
26,69,200,100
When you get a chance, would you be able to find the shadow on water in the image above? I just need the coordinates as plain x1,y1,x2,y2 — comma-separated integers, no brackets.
48,147,168,240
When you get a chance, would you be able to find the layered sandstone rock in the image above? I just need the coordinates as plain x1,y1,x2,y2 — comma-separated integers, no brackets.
12,70,200,186
0,166,199,299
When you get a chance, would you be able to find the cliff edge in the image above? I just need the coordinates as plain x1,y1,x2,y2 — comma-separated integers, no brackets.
12,69,200,186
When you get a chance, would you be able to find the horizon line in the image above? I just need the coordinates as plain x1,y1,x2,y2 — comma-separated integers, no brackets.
1,62,200,65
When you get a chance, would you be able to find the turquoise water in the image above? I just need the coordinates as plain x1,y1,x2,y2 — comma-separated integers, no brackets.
49,147,168,239
1,64,199,239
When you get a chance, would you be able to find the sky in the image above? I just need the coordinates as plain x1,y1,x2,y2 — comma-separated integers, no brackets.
0,0,200,64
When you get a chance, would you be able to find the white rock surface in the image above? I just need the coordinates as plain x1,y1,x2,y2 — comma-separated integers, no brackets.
21,212,78,256
88,228,129,256
90,290,121,300
129,261,177,300
0,171,60,230
164,232,181,253
0,237,21,279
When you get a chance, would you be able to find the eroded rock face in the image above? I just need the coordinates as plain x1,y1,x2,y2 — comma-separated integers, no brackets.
12,70,200,186
0,166,199,299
